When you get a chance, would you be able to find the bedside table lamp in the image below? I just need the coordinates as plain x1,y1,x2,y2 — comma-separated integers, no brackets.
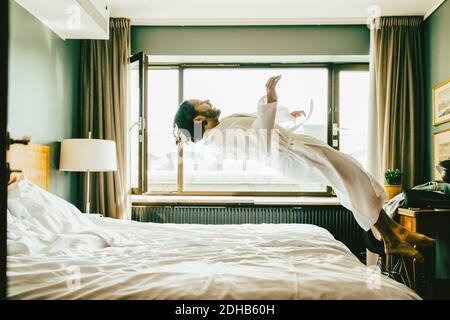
60,137,117,213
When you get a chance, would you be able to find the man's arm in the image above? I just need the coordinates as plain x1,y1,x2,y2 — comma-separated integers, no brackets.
257,76,281,130
256,76,282,154
259,76,307,129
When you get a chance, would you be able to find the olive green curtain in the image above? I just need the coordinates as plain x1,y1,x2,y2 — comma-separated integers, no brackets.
370,16,426,189
79,18,130,219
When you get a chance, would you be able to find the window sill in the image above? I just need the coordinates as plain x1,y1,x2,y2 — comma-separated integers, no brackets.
131,195,341,206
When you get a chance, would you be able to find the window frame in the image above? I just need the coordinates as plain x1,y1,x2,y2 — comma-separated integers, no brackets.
132,59,369,197
130,52,148,194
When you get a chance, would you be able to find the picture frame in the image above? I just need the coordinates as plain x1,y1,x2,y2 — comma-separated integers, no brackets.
433,128,450,181
433,78,450,126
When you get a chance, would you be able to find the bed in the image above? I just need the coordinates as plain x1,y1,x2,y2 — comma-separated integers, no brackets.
6,144,420,300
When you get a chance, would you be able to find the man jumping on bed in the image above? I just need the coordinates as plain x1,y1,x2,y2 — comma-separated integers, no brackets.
173,75,434,262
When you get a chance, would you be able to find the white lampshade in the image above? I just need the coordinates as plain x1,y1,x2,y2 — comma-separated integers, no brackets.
60,139,117,172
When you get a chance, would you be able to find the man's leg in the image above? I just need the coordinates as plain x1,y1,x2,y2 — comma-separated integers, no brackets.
288,141,435,261
317,146,435,261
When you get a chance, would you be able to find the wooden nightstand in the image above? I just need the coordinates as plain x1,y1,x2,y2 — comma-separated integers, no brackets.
396,208,450,299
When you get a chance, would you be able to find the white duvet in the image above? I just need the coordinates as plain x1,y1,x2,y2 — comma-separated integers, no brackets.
7,176,420,300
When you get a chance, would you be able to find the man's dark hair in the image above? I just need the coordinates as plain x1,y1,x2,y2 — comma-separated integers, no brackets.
173,101,204,143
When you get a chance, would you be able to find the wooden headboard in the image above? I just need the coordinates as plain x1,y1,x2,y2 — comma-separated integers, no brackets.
7,144,51,191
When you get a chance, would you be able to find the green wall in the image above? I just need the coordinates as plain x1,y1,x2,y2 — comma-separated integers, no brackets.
425,0,450,179
8,1,80,205
424,0,450,280
132,25,370,56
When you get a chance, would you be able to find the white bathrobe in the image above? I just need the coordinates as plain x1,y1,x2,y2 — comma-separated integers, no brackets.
203,96,387,231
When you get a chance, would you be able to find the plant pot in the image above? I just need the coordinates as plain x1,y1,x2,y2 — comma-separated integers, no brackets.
385,184,402,200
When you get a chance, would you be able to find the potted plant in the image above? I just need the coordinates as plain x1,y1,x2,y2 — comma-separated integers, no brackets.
384,168,402,200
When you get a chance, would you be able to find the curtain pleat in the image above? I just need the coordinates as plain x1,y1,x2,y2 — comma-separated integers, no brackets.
79,18,131,219
370,16,425,189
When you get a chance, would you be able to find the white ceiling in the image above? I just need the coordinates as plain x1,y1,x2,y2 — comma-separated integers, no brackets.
109,0,446,25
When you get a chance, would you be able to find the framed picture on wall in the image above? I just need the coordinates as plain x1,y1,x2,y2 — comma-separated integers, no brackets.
433,128,450,180
433,78,450,126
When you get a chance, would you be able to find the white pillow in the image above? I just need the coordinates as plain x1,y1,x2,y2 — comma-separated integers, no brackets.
7,174,95,235
7,175,134,256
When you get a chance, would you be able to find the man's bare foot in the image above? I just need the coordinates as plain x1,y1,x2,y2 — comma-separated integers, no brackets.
401,228,435,247
382,225,434,263
384,241,424,262
374,210,435,262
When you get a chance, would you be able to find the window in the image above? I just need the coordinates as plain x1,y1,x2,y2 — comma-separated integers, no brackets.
183,68,328,193
129,56,369,196
337,68,370,169
147,69,179,193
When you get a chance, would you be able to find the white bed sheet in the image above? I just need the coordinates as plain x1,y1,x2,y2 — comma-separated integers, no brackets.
8,218,421,300
7,177,420,300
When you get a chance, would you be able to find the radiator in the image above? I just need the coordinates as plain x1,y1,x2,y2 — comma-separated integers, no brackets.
132,205,366,261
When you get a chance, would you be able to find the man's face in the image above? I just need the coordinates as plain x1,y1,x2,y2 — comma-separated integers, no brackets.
189,99,221,121
189,99,213,113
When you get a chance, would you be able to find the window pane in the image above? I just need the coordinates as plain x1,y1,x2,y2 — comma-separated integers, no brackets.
129,60,140,190
183,68,328,192
147,69,179,192
339,71,369,169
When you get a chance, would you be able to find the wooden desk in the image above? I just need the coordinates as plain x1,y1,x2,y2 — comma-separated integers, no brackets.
397,208,450,299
